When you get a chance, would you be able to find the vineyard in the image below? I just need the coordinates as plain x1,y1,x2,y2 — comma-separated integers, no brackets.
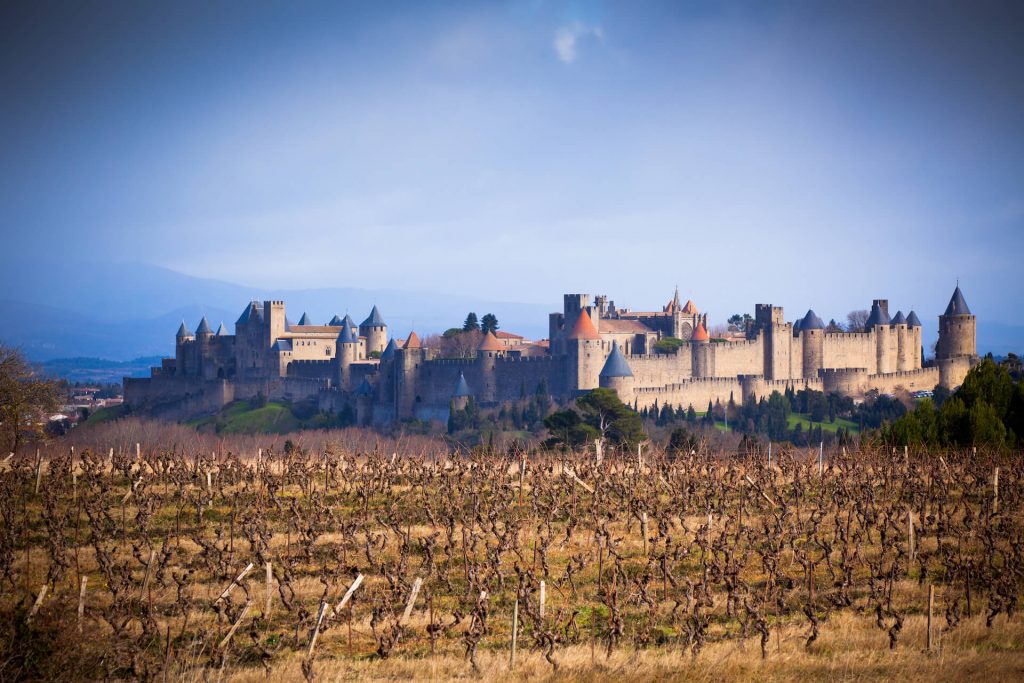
1,427,1023,681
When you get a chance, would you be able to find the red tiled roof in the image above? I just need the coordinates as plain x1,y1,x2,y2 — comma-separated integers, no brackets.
691,321,709,342
403,331,421,349
682,299,699,315
567,309,600,340
494,331,523,339
478,331,504,352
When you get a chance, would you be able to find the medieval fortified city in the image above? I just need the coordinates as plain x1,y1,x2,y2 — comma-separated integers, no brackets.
126,285,978,425
4,3,1023,681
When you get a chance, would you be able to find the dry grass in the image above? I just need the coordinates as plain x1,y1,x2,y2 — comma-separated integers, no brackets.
1,443,1021,681
218,611,1024,682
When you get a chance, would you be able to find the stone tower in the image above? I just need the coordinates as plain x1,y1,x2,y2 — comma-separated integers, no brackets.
567,308,603,393
476,331,504,403
799,309,825,380
937,285,976,389
175,321,193,377
866,300,892,375
336,322,359,390
755,304,791,380
690,321,711,378
598,341,634,400
452,371,472,411
359,306,388,356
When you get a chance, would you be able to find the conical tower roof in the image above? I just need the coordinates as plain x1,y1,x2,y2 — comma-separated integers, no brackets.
361,305,386,327
891,310,906,325
681,299,698,315
297,312,312,326
343,314,356,329
176,321,191,338
196,316,213,335
865,301,891,328
328,314,343,326
944,286,971,316
568,309,600,341
691,321,710,342
906,311,922,327
338,323,358,344
236,301,261,325
380,338,397,360
479,331,503,352
599,341,633,378
216,322,228,336
404,331,422,349
800,309,825,331
453,372,472,397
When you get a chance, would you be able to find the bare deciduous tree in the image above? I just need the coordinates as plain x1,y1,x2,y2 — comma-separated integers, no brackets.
0,345,59,453
846,310,869,332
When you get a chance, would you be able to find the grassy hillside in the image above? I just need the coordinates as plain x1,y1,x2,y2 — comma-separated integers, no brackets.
187,399,351,435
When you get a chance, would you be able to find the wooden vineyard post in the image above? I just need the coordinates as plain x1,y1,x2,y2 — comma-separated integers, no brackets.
401,577,423,625
140,549,156,599
641,511,648,556
993,467,999,514
78,576,88,632
334,573,364,615
539,580,546,621
27,584,47,624
265,561,273,616
510,599,519,670
216,562,254,604
908,510,915,569
219,601,252,650
307,601,328,657
927,584,934,654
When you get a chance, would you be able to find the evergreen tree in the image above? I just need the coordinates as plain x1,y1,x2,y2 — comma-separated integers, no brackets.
481,313,499,334
463,312,480,331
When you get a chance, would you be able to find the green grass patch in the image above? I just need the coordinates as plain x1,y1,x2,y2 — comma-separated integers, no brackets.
84,403,129,425
787,413,859,434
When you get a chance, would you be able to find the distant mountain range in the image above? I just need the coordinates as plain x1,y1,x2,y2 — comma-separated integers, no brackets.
0,261,1019,363
0,261,552,361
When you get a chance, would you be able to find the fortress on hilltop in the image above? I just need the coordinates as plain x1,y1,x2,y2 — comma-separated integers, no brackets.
124,285,978,424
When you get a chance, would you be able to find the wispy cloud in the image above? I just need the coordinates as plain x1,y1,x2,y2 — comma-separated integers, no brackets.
553,22,603,63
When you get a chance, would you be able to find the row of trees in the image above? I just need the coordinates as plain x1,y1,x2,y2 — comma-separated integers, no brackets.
883,356,1024,447
461,312,499,334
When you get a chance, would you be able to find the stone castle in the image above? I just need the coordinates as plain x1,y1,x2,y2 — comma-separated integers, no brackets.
124,286,978,424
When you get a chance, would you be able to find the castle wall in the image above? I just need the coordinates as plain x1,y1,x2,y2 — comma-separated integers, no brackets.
708,338,763,377
822,332,877,374
866,367,940,395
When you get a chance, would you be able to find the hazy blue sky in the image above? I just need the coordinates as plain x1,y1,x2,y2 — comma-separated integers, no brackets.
2,1,1022,325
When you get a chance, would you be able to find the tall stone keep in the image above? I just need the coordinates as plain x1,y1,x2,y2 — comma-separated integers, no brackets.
937,285,977,388
359,306,388,356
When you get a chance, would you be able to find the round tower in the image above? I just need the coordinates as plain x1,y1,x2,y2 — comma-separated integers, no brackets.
866,300,892,374
799,309,825,381
937,285,977,389
359,306,388,356
690,321,710,378
598,341,635,401
906,311,923,370
476,331,504,402
336,323,359,390
567,309,603,392
890,311,911,371
175,321,193,376
452,371,473,411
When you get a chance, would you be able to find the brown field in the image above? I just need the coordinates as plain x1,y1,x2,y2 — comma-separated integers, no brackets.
2,420,1022,681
